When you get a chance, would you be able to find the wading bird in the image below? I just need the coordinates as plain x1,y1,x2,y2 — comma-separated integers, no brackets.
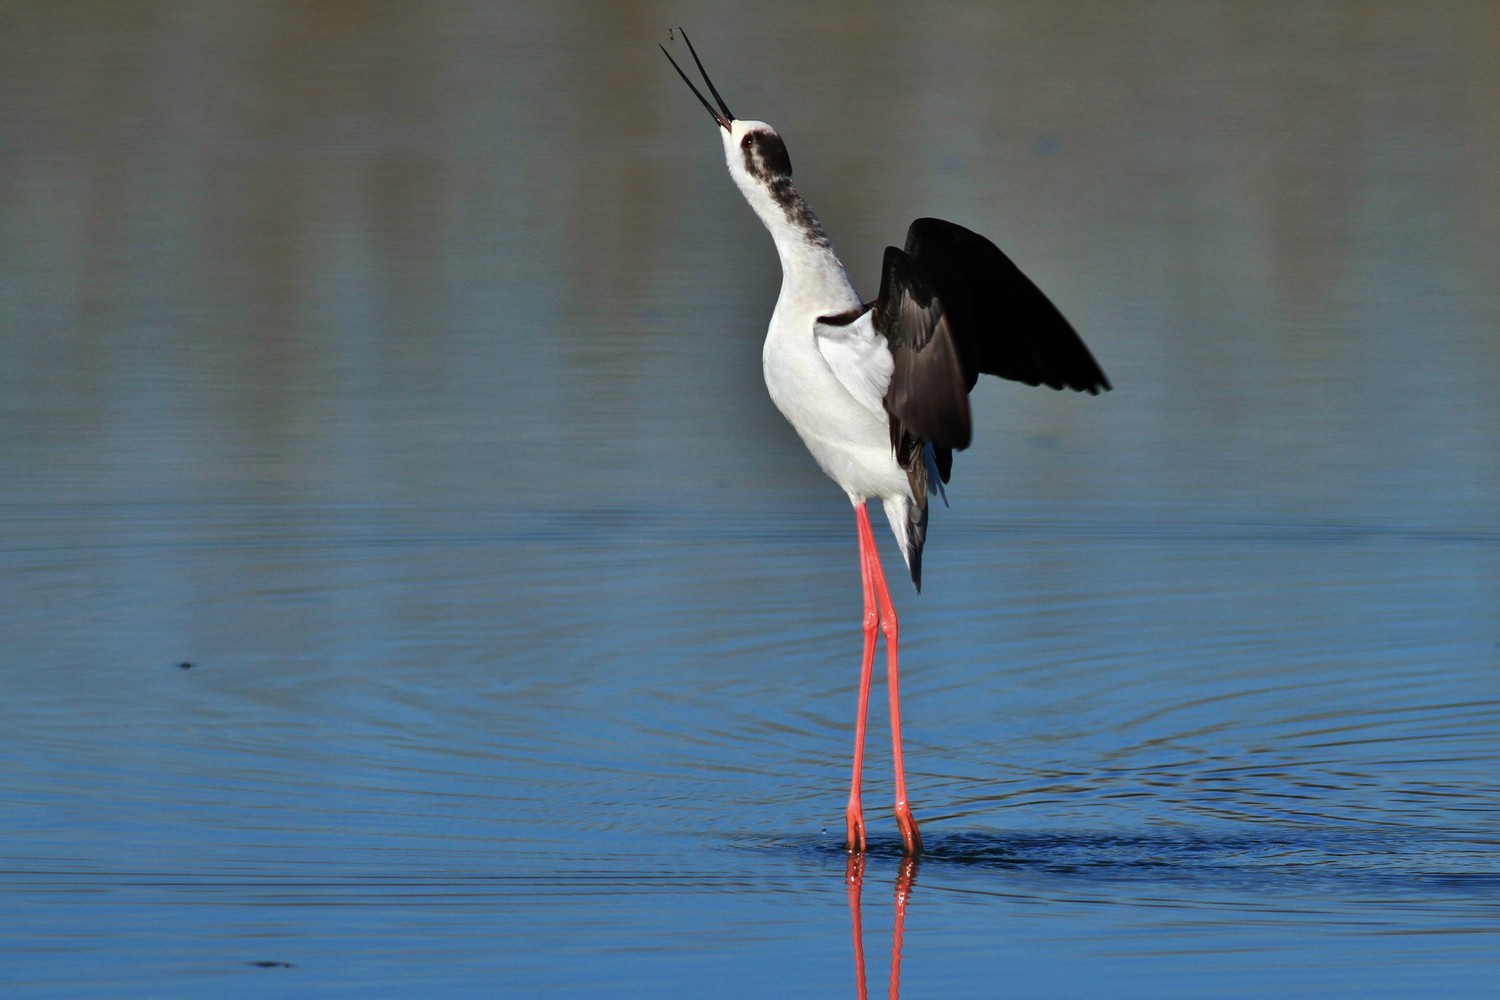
662,32,1109,855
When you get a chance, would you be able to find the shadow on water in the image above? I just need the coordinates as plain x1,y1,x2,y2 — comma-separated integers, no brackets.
763,825,1500,913
797,827,1499,882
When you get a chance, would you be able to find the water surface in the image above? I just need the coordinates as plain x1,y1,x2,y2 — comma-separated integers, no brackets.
2,3,1498,997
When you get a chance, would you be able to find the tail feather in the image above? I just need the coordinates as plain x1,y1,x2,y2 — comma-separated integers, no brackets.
882,493,928,593
884,420,933,592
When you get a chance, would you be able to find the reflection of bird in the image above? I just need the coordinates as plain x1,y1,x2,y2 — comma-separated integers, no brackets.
662,32,1109,855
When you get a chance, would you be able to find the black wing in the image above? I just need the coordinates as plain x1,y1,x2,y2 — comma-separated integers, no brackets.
872,217,1109,589
901,217,1110,395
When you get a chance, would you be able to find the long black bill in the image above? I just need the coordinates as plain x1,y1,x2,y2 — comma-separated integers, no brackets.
660,29,734,130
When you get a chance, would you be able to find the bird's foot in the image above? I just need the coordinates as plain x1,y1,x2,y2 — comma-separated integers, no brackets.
844,804,867,854
894,802,923,856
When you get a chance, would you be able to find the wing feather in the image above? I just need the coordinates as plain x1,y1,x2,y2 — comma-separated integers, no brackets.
903,217,1111,394
876,247,973,451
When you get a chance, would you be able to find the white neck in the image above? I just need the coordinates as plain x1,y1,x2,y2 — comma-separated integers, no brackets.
723,120,860,313
758,189,858,308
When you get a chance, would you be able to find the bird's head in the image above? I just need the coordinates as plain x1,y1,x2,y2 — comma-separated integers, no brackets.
663,30,829,248
725,120,793,189
660,31,795,192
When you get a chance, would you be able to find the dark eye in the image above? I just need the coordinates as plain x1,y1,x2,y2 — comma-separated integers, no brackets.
741,134,754,149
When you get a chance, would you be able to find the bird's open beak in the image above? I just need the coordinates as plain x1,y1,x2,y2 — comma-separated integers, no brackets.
660,30,734,131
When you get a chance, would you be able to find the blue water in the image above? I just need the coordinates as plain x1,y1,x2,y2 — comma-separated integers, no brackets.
3,3,1499,997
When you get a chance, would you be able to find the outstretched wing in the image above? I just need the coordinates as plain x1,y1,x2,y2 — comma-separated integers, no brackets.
825,218,1110,591
901,217,1111,395
875,217,1111,494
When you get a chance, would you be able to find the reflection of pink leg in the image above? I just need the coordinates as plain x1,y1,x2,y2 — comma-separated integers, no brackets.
888,854,918,1000
855,505,923,855
846,504,879,853
846,853,869,1000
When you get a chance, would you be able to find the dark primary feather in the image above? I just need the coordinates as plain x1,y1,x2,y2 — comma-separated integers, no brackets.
900,217,1111,395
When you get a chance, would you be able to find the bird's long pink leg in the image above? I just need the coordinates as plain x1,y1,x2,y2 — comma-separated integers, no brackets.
845,504,879,853
857,505,924,855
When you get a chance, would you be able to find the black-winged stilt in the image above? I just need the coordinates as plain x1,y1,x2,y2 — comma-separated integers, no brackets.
663,32,1110,855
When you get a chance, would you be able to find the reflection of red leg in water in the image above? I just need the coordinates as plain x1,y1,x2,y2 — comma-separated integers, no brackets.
846,853,919,1000
888,855,916,999
846,854,869,999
